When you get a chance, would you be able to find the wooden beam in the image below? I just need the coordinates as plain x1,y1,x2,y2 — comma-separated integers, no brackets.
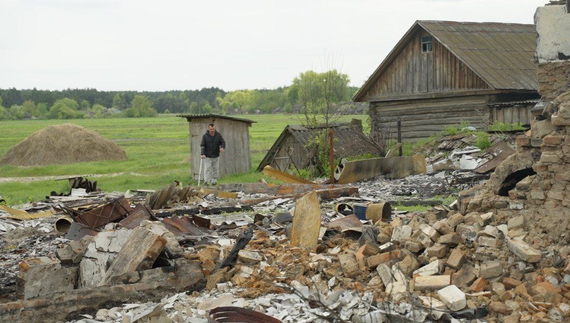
262,165,313,184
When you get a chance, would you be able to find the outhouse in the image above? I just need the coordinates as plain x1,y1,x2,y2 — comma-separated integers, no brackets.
177,114,256,180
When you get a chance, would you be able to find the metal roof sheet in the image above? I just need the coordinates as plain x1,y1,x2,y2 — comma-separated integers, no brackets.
418,21,537,90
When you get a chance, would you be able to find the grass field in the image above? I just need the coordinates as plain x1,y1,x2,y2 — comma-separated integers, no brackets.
0,114,368,205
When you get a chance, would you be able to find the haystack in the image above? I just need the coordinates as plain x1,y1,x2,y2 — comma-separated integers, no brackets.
0,123,128,166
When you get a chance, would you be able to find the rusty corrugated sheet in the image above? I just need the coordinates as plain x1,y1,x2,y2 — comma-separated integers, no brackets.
161,216,210,236
418,21,537,91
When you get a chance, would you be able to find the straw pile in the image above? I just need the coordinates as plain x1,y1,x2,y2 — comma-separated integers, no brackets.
0,123,127,166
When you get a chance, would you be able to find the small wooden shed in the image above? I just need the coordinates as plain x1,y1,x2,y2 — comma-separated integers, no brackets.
354,20,540,142
257,121,383,172
177,114,256,180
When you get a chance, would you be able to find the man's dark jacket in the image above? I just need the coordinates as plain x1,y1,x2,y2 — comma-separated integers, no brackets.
200,130,226,158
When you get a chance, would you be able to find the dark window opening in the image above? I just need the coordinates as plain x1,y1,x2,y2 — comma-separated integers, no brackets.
498,168,536,196
422,36,433,53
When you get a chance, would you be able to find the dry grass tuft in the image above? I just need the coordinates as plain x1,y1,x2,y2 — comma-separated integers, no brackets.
0,123,127,166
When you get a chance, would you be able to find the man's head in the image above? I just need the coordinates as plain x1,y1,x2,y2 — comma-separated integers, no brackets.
208,123,216,135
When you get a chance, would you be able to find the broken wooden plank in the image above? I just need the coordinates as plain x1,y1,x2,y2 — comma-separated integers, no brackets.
262,165,314,184
290,191,321,251
335,155,426,183
239,186,359,205
219,182,352,195
201,188,239,199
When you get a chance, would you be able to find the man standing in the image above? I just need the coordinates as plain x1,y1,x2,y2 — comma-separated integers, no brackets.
200,123,225,186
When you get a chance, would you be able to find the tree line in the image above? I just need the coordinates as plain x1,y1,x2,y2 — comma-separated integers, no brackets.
0,70,363,120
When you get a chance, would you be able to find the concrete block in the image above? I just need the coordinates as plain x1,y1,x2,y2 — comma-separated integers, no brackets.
100,226,166,287
447,213,464,228
367,250,402,268
338,253,360,278
391,225,413,242
397,254,420,277
421,225,440,242
403,240,424,253
17,257,78,300
376,264,393,286
359,241,380,256
480,212,494,225
507,239,542,263
415,231,434,248
473,246,502,262
438,233,462,246
464,213,484,226
414,275,450,291
452,265,477,288
446,248,466,269
437,285,466,311
414,260,443,277
480,225,501,238
237,250,262,264
427,244,449,258
478,236,503,248
480,260,504,279
432,220,454,235
507,215,526,230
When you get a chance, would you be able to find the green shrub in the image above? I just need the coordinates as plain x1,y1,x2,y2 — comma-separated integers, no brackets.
443,125,459,136
476,132,492,150
488,121,526,132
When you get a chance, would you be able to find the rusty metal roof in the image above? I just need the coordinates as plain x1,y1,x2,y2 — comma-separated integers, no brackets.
418,21,537,91
354,20,537,101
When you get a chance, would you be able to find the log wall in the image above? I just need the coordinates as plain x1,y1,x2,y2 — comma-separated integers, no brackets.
370,95,489,142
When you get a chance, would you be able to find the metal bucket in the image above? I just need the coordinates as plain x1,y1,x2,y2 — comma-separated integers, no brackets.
365,202,392,222
353,203,367,220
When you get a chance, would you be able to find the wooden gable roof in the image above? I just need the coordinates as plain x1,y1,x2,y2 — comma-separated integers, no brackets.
354,20,537,102
257,123,383,171
177,113,256,124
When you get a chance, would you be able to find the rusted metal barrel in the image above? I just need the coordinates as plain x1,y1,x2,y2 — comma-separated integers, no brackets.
54,215,74,235
365,202,392,222
334,203,354,216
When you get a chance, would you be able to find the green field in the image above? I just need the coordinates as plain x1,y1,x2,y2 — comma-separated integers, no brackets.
0,114,368,206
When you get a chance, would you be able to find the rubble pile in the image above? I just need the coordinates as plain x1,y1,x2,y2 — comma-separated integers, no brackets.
0,152,565,323
3,105,570,322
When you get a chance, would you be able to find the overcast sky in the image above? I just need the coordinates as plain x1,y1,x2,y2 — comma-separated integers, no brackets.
0,0,548,92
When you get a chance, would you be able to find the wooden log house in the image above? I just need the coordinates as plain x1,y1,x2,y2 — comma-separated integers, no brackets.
354,21,540,141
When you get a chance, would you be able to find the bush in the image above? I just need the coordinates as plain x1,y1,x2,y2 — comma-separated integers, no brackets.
476,132,491,150
488,121,525,132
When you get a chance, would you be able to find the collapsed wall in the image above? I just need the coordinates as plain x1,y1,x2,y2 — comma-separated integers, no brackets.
463,3,570,257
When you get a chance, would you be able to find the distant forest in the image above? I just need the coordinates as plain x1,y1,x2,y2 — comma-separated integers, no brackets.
0,84,364,120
